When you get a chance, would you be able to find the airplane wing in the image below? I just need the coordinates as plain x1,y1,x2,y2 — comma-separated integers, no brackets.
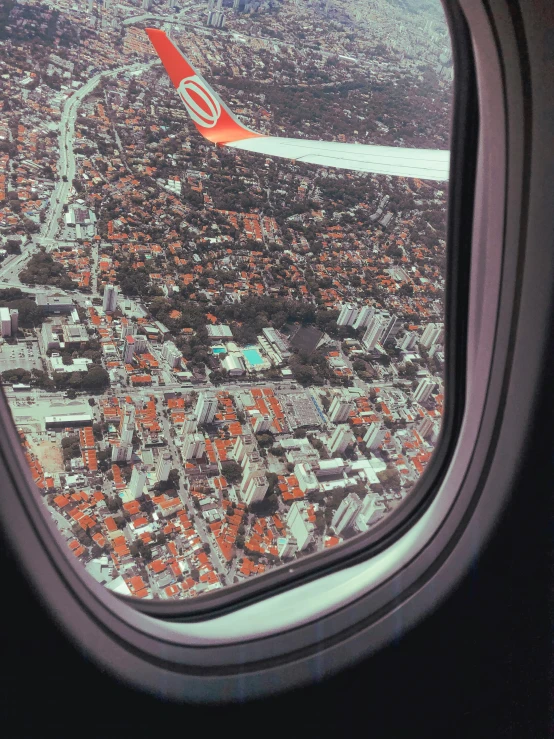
145,28,450,181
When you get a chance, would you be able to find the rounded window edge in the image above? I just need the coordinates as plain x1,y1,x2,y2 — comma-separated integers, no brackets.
0,0,547,704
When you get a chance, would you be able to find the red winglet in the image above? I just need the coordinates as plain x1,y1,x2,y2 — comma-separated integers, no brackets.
145,28,264,145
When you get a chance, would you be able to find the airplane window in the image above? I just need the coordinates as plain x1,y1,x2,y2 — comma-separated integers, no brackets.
0,0,453,604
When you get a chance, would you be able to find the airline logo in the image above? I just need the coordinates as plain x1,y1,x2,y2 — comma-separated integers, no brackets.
177,75,221,129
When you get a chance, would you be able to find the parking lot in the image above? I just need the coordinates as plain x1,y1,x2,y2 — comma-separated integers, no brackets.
0,340,43,373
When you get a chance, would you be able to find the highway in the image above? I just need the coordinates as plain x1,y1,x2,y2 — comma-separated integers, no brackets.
0,60,155,287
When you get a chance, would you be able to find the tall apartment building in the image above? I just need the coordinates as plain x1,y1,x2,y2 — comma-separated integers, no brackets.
287,501,316,552
294,462,319,494
363,423,387,450
123,335,135,364
103,284,117,313
232,434,256,465
156,451,172,482
111,443,132,463
353,305,375,330
240,469,269,506
413,378,436,405
119,403,135,447
182,433,206,461
195,393,217,426
128,467,147,499
9,309,18,335
161,341,181,369
331,492,362,534
420,322,444,350
328,425,355,456
0,307,11,338
328,394,353,423
337,303,358,327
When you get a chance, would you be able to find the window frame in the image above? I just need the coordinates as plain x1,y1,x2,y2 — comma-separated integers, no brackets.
0,0,547,703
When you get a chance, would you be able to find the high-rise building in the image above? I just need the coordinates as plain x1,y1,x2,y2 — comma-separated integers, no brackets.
328,394,353,423
413,378,436,405
294,462,319,493
195,393,217,425
182,433,205,460
156,451,172,482
0,307,11,338
120,318,133,338
328,425,355,456
120,403,136,447
111,443,132,463
380,313,401,345
161,341,182,369
142,0,152,10
232,434,255,465
420,322,444,349
182,418,198,435
128,467,147,499
287,501,316,551
207,0,225,27
9,309,18,335
331,492,362,534
240,469,269,505
362,312,390,351
337,303,358,327
103,284,117,313
355,493,385,532
400,332,417,351
353,305,375,330
363,422,386,450
417,416,434,439
252,413,272,433
133,335,148,354
123,335,135,364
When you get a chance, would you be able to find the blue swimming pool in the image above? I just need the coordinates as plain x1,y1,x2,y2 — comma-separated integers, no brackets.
243,347,263,366
212,347,226,355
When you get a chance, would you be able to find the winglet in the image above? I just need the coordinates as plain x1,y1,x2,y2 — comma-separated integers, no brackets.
145,28,264,145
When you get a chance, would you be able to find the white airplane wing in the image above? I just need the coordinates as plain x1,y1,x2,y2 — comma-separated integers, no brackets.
146,28,450,182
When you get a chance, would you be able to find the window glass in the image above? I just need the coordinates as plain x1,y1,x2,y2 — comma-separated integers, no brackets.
0,0,452,600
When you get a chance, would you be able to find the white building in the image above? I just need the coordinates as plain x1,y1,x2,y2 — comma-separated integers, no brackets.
182,433,206,461
353,305,375,330
329,394,353,423
103,284,117,313
362,312,389,351
363,423,387,450
156,451,172,482
232,434,255,465
252,413,272,433
331,492,362,534
161,341,181,369
418,416,434,439
287,501,316,552
195,393,217,425
120,404,135,447
294,462,319,494
133,335,148,354
413,378,436,404
354,493,385,532
9,309,18,335
128,467,147,499
400,332,417,351
123,335,135,363
0,306,11,337
240,471,269,506
111,443,132,463
337,303,358,327
328,425,355,456
420,322,444,349
222,353,245,376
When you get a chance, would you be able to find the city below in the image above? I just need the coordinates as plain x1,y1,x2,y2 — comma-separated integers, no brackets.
0,0,451,599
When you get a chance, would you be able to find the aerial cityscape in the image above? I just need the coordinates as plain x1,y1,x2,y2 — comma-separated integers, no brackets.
0,0,452,600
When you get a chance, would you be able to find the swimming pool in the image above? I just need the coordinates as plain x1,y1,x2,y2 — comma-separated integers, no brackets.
212,346,226,355
243,347,264,366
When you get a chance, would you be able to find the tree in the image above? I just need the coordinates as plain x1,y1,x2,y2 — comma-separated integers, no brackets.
221,460,242,483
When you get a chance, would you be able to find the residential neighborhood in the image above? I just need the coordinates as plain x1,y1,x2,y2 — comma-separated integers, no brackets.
0,0,451,600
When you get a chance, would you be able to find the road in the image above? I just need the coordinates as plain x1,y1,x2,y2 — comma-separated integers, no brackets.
0,60,155,287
